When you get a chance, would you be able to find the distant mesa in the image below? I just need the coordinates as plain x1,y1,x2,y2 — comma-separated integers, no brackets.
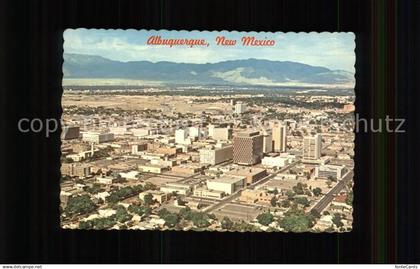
63,53,355,87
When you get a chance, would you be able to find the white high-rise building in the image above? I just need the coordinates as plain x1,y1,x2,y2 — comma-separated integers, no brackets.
188,127,201,139
175,129,188,144
272,124,287,152
262,130,273,153
303,134,322,160
208,124,215,137
234,102,247,114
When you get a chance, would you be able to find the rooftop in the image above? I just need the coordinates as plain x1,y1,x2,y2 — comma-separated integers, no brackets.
208,176,245,184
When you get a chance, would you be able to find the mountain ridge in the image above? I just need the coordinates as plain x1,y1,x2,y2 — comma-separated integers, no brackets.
63,53,354,87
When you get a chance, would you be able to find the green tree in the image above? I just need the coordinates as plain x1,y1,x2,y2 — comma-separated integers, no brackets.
270,196,278,207
115,205,132,223
158,208,170,218
144,182,157,191
280,213,312,232
84,183,103,194
221,216,234,230
79,220,94,229
194,218,211,228
65,195,97,216
143,193,154,206
186,211,211,228
286,190,295,200
92,217,117,230
232,220,261,232
163,213,179,228
281,199,291,208
179,206,191,219
128,204,150,216
294,197,310,207
293,183,305,195
332,213,344,228
313,187,322,196
256,213,274,226
346,191,353,206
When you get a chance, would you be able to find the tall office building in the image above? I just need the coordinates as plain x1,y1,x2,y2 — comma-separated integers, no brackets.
212,127,233,141
208,124,215,137
234,102,247,114
175,129,188,144
302,134,322,160
188,126,201,139
262,130,273,153
199,144,233,165
233,131,264,165
272,124,287,152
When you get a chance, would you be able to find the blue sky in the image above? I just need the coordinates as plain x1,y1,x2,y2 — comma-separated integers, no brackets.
64,29,355,73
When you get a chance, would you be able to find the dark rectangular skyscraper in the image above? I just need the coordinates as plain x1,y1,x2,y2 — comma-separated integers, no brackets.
233,131,264,165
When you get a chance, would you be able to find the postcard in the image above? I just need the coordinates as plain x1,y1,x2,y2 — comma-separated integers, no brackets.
60,29,355,232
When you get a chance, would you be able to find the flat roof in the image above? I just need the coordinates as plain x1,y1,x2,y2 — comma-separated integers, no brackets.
236,131,260,137
208,176,245,184
227,167,266,176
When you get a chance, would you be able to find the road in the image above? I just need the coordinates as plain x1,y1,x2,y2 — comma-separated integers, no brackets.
203,160,301,213
310,170,353,214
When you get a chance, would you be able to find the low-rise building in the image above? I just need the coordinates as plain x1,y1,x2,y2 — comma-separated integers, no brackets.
315,164,347,180
199,144,233,165
226,167,268,185
61,126,80,140
150,159,177,167
239,189,275,205
82,132,114,143
96,176,117,184
119,170,140,180
61,163,92,178
274,173,297,180
139,190,170,204
261,156,290,168
138,164,168,174
193,188,225,199
206,176,245,195
155,146,182,156
160,182,192,195
131,143,148,154
171,164,204,175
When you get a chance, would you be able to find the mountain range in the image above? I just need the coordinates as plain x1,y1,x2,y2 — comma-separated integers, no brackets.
63,53,354,87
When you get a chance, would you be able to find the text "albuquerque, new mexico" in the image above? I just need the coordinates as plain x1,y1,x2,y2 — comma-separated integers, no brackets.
147,35,276,48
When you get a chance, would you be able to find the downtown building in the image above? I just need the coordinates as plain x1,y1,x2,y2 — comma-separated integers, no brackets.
234,102,247,114
208,125,233,141
302,134,322,160
233,131,264,165
315,164,347,180
272,124,287,152
82,131,114,143
262,130,273,153
61,126,80,140
199,143,233,165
